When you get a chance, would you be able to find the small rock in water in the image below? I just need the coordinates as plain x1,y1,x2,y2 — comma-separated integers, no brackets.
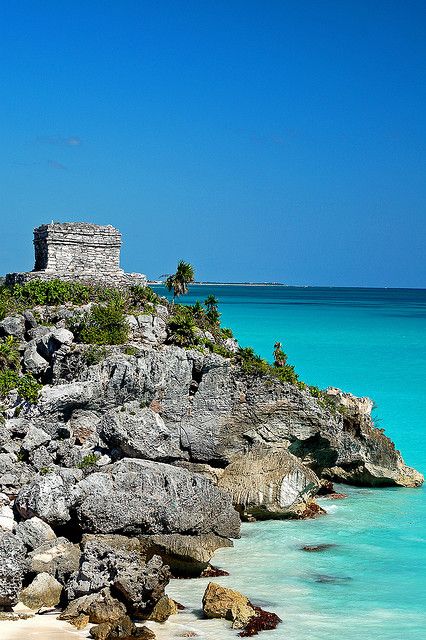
301,543,337,552
313,574,352,584
200,564,230,577
239,606,282,637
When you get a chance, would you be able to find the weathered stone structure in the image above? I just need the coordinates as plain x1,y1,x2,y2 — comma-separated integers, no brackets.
6,222,146,287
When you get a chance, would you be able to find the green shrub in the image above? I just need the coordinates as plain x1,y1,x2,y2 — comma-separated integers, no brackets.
273,363,299,385
84,345,108,365
124,345,139,356
12,279,92,306
309,385,322,398
129,285,161,307
191,301,205,320
237,347,271,376
167,308,199,347
0,371,21,398
78,453,100,469
210,342,232,358
0,336,21,371
0,287,16,320
0,371,42,403
39,467,52,475
79,301,129,345
221,327,234,339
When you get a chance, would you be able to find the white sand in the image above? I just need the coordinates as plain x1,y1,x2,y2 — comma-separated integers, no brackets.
0,612,90,640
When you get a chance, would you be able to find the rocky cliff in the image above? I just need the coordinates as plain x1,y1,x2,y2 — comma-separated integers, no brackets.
0,284,422,634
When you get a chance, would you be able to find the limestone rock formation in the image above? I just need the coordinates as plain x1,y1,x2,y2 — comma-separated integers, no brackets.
99,402,181,461
59,588,127,624
15,516,57,550
72,459,240,538
217,446,320,518
0,534,26,609
15,473,72,526
0,285,423,633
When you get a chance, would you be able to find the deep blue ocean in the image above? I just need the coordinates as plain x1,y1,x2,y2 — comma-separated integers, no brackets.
151,286,426,640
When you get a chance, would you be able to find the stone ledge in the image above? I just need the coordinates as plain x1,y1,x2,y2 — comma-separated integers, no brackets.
5,271,147,288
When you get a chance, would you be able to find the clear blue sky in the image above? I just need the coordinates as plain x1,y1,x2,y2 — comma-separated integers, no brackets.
1,1,425,286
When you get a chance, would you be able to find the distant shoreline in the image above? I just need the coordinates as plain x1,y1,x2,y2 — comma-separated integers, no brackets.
148,281,286,286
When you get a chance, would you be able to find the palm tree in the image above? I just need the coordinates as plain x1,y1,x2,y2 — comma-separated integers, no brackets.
204,294,220,324
204,294,218,313
273,341,287,367
165,260,195,303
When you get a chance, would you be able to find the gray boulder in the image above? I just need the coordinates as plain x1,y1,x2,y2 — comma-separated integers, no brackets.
15,516,57,550
37,328,74,360
0,453,34,494
29,537,80,583
5,418,31,438
139,532,233,577
23,341,49,375
66,537,170,617
129,314,168,346
99,401,181,461
0,315,25,340
73,459,240,538
114,554,170,618
21,426,50,453
15,473,71,526
0,494,15,533
0,533,26,608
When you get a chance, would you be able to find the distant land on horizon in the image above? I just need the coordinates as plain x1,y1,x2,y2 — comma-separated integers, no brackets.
149,281,426,290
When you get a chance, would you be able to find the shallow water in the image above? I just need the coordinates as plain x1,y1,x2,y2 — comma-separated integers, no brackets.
153,285,426,639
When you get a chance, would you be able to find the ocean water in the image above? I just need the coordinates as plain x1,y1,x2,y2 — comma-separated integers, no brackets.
151,286,426,640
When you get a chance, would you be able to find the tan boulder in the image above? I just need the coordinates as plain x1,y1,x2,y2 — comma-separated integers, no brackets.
68,613,90,630
59,588,126,625
146,595,178,622
218,446,319,519
19,572,62,610
202,582,256,629
89,614,155,640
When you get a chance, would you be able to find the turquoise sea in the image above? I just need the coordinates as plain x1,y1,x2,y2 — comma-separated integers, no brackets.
152,286,426,640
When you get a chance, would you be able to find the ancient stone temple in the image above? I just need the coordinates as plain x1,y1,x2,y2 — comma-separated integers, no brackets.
6,222,146,287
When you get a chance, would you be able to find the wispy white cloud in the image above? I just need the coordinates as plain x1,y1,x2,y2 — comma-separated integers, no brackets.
37,135,82,147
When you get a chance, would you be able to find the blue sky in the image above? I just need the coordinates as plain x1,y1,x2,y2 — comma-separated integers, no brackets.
0,0,425,286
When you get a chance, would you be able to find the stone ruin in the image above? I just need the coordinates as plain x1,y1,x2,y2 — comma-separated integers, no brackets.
6,222,146,288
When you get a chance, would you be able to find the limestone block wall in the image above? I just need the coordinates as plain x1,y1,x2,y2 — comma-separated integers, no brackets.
6,222,146,288
33,223,122,276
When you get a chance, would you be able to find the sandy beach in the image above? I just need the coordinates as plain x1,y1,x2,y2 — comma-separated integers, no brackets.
1,612,90,640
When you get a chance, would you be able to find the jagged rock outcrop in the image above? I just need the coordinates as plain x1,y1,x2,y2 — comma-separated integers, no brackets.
59,588,127,624
72,459,240,538
66,536,170,617
99,401,181,461
15,473,72,526
33,343,422,488
139,532,232,577
0,533,26,609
